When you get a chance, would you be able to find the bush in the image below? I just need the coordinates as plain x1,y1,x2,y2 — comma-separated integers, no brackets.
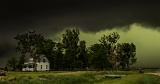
139,69,144,74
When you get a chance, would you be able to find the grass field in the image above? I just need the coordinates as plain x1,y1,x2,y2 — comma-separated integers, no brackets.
0,70,160,84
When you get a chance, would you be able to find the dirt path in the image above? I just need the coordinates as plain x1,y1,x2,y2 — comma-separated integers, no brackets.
146,72,160,76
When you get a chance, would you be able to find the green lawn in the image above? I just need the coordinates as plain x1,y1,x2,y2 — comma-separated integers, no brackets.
0,70,160,84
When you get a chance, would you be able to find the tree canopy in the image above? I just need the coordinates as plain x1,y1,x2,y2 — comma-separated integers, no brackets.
14,31,45,71
12,29,137,71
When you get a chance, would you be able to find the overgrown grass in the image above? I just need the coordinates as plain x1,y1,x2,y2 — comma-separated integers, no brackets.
143,68,160,73
0,71,96,84
0,70,160,84
98,74,160,84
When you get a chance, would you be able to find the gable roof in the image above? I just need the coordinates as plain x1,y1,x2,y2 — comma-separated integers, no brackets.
25,54,49,63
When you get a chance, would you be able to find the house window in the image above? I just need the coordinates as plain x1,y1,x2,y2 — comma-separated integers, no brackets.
43,59,45,63
46,65,48,69
29,65,32,68
41,65,42,69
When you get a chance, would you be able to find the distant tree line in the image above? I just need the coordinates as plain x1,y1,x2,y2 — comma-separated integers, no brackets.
6,29,137,71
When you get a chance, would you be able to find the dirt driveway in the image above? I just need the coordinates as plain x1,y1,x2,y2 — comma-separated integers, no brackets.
146,72,160,76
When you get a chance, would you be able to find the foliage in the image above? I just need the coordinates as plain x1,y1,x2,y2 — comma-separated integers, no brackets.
14,31,45,71
53,42,64,70
17,54,25,71
117,43,137,69
62,29,88,70
89,43,108,70
104,32,120,69
89,32,120,70
77,40,88,69
3,66,8,71
89,32,136,70
13,29,137,71
39,39,56,70
62,29,80,48
7,57,18,71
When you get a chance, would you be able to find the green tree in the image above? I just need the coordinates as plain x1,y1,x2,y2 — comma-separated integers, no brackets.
14,31,45,71
88,32,120,70
117,43,137,69
7,57,18,71
17,53,25,71
53,42,64,70
99,35,112,69
77,40,88,70
39,39,56,70
88,43,108,70
62,29,80,70
106,32,120,69
3,66,8,71
98,32,120,69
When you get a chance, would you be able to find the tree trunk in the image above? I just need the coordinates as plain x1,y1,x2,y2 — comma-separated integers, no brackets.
33,58,37,72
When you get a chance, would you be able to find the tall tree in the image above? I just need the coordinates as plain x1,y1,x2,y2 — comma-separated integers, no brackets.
17,53,25,71
77,40,88,69
117,43,137,69
14,31,45,71
106,32,120,69
53,42,64,70
99,35,112,68
88,32,120,70
99,32,120,69
62,29,80,70
88,43,108,70
39,39,56,70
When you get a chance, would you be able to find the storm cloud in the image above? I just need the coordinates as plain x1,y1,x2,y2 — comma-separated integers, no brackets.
0,0,160,35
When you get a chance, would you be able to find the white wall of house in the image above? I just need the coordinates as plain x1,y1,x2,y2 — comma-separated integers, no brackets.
22,67,34,71
37,62,50,71
22,55,50,71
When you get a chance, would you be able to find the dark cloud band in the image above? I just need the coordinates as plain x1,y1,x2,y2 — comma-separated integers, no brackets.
0,0,160,38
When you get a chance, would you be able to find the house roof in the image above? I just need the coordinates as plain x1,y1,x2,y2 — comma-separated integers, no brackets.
25,54,49,63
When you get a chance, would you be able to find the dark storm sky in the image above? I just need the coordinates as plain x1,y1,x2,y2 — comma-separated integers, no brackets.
0,0,160,67
1,1,160,35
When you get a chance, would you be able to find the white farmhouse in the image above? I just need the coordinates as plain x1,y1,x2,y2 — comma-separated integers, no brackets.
22,55,50,71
